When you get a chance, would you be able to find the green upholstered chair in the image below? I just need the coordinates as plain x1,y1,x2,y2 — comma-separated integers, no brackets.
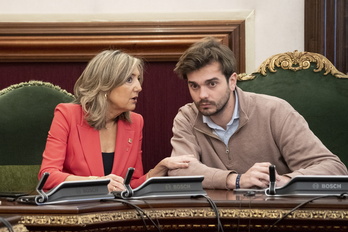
237,51,348,167
0,81,74,193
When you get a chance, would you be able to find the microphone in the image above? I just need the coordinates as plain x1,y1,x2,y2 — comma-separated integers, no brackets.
35,172,50,203
268,165,276,195
121,167,135,198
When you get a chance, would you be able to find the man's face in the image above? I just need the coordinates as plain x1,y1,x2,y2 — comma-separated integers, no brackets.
186,61,236,116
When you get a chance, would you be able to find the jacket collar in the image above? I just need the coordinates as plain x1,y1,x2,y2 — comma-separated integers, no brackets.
77,122,104,176
76,110,135,176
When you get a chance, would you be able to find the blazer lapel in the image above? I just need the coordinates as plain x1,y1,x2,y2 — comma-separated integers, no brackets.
77,123,105,176
113,119,135,175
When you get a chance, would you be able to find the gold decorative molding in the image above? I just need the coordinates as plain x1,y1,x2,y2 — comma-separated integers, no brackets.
256,50,348,78
0,80,74,97
0,224,27,232
237,73,256,81
19,207,348,231
0,21,246,72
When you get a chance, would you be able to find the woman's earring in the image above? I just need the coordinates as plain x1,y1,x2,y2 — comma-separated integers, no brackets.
105,93,107,98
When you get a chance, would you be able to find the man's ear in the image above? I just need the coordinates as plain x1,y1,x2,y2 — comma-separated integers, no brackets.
229,73,237,91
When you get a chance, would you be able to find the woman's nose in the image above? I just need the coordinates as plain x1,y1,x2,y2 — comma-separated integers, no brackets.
135,79,142,92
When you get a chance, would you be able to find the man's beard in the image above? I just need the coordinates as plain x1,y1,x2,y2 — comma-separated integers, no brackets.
195,89,231,116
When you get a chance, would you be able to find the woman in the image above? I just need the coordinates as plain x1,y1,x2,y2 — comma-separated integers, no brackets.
39,50,194,192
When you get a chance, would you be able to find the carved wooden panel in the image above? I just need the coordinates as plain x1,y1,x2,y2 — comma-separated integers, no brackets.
305,0,347,74
0,20,245,72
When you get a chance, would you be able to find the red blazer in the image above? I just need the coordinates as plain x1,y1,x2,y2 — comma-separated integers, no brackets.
39,103,146,191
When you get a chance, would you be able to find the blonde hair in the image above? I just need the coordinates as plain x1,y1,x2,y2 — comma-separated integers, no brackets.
73,50,144,130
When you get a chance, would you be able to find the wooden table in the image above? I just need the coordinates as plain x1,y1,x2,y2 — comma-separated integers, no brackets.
0,190,347,232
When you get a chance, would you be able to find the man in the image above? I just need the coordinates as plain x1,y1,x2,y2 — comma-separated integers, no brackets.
168,37,348,190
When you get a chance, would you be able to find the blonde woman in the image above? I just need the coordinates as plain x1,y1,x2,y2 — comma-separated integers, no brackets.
39,50,194,192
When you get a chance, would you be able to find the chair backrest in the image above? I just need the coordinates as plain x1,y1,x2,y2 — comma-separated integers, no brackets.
0,81,75,193
237,51,348,167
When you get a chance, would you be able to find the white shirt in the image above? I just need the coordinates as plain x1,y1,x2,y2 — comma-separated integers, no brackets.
203,91,239,145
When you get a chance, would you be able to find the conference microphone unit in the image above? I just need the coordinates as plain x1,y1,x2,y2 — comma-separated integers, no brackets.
17,172,113,205
112,167,207,199
266,166,348,197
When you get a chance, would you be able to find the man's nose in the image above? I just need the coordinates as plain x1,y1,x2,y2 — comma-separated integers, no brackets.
199,86,209,99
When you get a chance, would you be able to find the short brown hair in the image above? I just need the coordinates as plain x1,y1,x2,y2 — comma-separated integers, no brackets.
174,37,237,80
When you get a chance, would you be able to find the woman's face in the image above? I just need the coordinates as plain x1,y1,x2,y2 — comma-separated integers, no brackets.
107,68,142,117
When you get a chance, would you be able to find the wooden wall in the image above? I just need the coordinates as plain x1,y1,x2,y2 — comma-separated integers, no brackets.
305,0,348,74
0,20,245,171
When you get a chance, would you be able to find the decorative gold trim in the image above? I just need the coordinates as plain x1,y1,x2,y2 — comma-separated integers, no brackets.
0,224,28,232
19,207,348,230
237,73,256,81
255,50,348,78
0,80,74,98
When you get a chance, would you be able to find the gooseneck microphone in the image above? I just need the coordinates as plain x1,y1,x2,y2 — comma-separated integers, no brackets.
36,172,50,203
268,165,276,195
121,167,135,198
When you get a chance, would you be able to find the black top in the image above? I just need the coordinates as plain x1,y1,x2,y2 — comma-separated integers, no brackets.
102,152,114,175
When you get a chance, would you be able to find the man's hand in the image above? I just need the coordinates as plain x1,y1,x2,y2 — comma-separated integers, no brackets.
227,162,290,189
276,175,291,187
239,162,273,188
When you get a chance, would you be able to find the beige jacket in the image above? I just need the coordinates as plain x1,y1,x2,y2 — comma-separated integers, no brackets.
169,87,348,189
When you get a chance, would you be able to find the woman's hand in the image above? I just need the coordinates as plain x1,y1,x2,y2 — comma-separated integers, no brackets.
147,155,195,178
66,174,125,192
161,155,195,169
102,174,126,192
